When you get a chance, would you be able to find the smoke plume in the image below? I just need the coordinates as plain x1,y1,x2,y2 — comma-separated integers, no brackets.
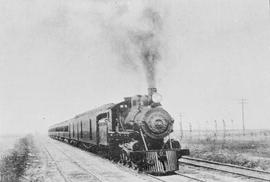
129,8,162,88
105,3,164,88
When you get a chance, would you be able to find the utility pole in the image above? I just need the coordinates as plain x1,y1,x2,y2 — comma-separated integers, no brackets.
214,120,217,137
189,122,192,140
222,120,226,139
179,113,183,140
240,99,247,136
198,122,201,139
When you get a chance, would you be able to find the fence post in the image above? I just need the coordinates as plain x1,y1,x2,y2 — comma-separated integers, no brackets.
214,120,217,138
231,119,234,142
222,120,226,148
198,122,201,140
189,122,192,141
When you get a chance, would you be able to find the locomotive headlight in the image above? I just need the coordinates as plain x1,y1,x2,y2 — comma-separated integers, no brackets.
152,92,162,103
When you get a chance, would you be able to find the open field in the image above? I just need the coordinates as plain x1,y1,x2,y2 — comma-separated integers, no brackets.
2,133,269,182
0,134,43,182
174,129,270,171
0,135,23,157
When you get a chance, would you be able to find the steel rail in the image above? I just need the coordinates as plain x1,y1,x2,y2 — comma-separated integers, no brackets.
49,138,207,182
174,171,207,182
146,174,169,182
52,138,170,182
147,173,205,182
42,144,72,182
49,140,106,182
180,157,270,181
183,156,270,174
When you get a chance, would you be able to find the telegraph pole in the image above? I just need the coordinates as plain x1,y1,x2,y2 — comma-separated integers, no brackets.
240,99,247,136
179,113,183,139
189,122,192,140
214,120,217,137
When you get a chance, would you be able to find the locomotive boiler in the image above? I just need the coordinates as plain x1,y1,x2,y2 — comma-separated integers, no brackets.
48,88,189,174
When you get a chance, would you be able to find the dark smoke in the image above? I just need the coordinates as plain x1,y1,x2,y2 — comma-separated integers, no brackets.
107,6,163,88
129,31,161,88
130,8,162,88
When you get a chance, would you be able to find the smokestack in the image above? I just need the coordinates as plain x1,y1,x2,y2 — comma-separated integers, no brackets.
148,87,157,102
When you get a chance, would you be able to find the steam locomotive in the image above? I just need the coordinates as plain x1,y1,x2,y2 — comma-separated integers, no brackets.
48,88,189,174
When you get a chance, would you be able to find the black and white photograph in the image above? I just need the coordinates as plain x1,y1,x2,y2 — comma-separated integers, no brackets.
1,0,270,181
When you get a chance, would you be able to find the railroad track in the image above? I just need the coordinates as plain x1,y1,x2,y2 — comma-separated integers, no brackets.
174,171,207,182
45,137,269,182
42,143,73,182
146,173,206,182
48,138,206,182
48,140,107,182
180,156,270,181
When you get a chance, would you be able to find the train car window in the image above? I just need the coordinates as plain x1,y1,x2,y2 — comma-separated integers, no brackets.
89,119,92,140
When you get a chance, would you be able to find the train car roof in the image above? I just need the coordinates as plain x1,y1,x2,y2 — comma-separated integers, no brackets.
49,120,69,129
49,103,116,129
74,103,115,118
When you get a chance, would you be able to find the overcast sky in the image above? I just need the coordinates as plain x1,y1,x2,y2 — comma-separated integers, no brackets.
0,0,270,134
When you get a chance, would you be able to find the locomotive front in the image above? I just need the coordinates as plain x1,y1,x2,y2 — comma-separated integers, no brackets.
124,88,175,141
119,88,189,174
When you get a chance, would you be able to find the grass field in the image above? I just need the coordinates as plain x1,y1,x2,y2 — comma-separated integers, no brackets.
0,135,22,157
175,129,270,171
0,134,41,182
